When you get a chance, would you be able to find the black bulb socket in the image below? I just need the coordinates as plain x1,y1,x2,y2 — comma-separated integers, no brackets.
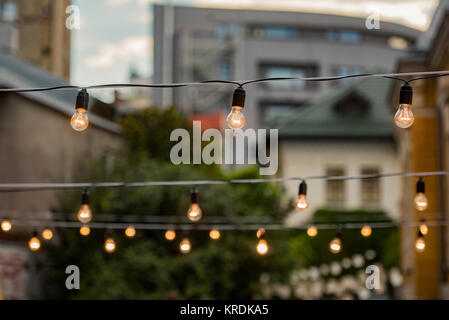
81,189,89,205
399,83,413,105
416,178,425,194
76,89,89,110
298,181,307,196
232,87,245,109
190,189,199,204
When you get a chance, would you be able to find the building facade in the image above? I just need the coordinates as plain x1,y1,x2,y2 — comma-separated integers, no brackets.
0,0,71,79
153,4,421,129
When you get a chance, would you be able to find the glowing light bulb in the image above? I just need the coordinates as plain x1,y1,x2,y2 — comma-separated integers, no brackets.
394,104,414,128
77,189,92,223
295,181,308,210
125,225,136,238
42,228,53,240
414,178,428,211
1,220,12,232
395,83,414,129
187,203,202,222
306,225,318,237
415,236,426,252
80,225,90,236
209,229,220,240
295,194,309,210
104,238,116,253
361,225,372,238
329,235,342,254
165,229,176,241
28,232,41,251
257,239,269,255
71,89,89,132
180,238,191,254
414,193,428,211
256,228,266,239
419,222,428,235
77,204,92,223
70,109,89,132
187,189,202,222
226,87,246,129
226,107,246,129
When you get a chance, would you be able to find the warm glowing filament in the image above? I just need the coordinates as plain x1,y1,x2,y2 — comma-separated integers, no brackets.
414,192,428,211
329,238,342,253
70,109,89,132
125,226,136,238
415,237,426,252
80,225,90,236
165,229,176,241
42,228,53,240
104,238,116,253
187,203,202,222
295,194,309,211
1,220,12,232
28,237,41,251
209,229,221,240
257,239,269,255
306,225,318,237
361,225,372,238
180,238,191,254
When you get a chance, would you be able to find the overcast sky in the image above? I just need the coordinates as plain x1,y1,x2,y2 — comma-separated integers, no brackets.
71,0,439,100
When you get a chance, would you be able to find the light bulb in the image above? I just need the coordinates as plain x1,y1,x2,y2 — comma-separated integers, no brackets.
257,239,269,255
295,194,309,211
209,229,220,240
187,203,202,222
180,238,191,254
1,220,12,232
70,109,89,132
306,225,318,237
226,107,246,129
256,228,266,239
414,192,428,211
361,225,372,238
226,87,246,129
419,223,428,235
28,233,41,251
415,237,426,252
77,204,92,223
329,236,342,253
104,238,116,253
42,228,53,240
394,104,414,128
80,225,90,236
125,225,136,238
165,229,176,241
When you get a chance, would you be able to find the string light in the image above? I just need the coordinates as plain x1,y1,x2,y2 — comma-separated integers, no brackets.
1,219,12,232
165,229,176,241
77,189,92,223
295,181,309,211
361,225,372,238
42,228,53,240
209,228,221,240
329,232,342,254
125,225,136,238
306,225,318,237
179,238,191,254
256,228,268,255
28,231,41,251
70,89,89,132
226,87,246,129
414,178,428,211
104,232,116,253
80,224,90,236
394,83,414,128
415,230,426,252
187,188,202,222
419,219,428,235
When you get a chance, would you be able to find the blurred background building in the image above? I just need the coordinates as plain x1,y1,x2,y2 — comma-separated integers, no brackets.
0,0,71,79
153,4,420,129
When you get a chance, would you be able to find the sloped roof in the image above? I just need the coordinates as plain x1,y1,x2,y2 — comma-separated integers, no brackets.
0,53,119,133
271,77,394,139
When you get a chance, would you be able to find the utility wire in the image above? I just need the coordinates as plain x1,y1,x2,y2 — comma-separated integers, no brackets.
0,170,446,192
1,70,449,93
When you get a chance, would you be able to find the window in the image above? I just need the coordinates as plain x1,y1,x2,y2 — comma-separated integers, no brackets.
326,30,361,43
219,60,232,81
259,102,304,125
326,168,345,207
260,64,318,90
250,26,300,40
361,168,380,207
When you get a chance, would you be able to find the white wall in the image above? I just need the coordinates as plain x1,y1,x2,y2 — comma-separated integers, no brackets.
280,140,399,226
